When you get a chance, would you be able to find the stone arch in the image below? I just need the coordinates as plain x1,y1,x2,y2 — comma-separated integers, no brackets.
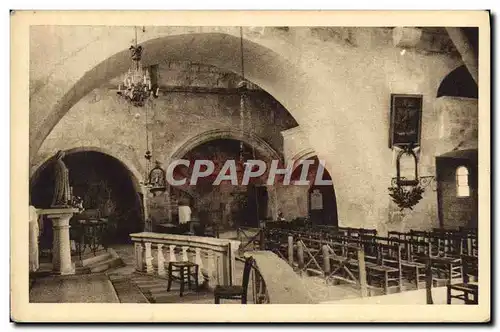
30,146,142,193
168,128,282,164
290,148,317,171
30,32,309,162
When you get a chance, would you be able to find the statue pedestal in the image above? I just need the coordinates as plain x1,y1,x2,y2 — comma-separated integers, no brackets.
41,208,78,275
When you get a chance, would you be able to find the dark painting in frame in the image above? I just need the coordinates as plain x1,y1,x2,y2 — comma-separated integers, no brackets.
389,94,423,148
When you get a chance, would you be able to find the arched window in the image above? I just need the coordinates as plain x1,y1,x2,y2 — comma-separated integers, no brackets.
456,166,470,197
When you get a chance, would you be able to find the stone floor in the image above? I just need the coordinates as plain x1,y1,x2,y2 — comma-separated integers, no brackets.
322,286,464,304
29,273,119,303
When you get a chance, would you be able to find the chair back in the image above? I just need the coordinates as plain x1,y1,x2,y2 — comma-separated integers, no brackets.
242,256,254,291
461,254,478,283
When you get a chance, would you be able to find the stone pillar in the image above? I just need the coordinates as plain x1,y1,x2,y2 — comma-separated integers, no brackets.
445,27,478,84
46,208,77,275
140,184,151,231
29,206,40,272
165,185,172,222
267,185,279,220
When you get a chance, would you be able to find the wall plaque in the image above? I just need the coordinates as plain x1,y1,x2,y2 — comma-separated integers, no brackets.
389,94,423,148
310,189,323,210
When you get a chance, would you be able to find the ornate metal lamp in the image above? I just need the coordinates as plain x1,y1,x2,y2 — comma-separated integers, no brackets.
148,160,167,196
389,144,425,211
117,27,159,107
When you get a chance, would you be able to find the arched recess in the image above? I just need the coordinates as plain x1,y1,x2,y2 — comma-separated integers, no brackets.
166,135,278,230
30,148,146,243
437,64,478,99
289,155,339,227
168,128,282,166
30,146,143,193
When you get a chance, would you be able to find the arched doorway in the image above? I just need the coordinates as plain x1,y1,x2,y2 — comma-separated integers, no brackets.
246,185,269,227
30,150,144,246
170,138,271,231
291,156,338,227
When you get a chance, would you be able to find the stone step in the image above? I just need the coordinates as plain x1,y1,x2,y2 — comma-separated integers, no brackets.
79,251,112,267
147,286,170,293
89,256,124,273
108,277,150,303
132,279,166,287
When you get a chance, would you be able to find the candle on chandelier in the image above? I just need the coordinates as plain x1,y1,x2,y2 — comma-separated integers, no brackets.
156,87,159,96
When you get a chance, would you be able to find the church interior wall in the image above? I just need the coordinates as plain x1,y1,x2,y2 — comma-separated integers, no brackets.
30,27,478,234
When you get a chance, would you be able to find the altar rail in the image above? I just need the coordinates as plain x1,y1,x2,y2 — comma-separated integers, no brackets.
130,232,240,287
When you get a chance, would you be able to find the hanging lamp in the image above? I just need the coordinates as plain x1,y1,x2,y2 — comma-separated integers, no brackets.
117,26,159,107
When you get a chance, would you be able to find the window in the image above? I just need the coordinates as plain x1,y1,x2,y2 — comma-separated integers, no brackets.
456,166,470,197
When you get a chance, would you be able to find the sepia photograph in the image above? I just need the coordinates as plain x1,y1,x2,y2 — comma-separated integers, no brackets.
10,10,490,323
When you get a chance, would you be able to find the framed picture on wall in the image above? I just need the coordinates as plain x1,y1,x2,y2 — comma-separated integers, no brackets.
389,94,423,148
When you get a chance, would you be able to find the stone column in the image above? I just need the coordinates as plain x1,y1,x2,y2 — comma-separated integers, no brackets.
267,185,279,220
29,206,40,272
46,208,77,275
445,27,478,84
140,184,151,231
165,185,172,222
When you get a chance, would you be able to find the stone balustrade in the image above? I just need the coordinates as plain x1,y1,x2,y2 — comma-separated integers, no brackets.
129,232,240,288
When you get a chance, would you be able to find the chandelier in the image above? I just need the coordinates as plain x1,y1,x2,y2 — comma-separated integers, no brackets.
117,27,159,107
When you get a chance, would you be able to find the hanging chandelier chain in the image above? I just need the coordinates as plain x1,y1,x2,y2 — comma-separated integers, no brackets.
238,27,261,223
135,25,138,47
240,27,245,79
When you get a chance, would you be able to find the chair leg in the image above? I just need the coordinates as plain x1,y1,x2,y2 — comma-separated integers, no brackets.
180,267,185,297
187,266,192,290
446,285,451,304
194,265,199,291
384,272,389,295
215,295,220,304
167,263,173,292
415,267,420,289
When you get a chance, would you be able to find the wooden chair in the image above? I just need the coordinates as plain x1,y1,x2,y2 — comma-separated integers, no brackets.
365,243,402,294
390,237,427,289
214,256,254,304
447,255,478,304
265,229,288,261
166,261,199,297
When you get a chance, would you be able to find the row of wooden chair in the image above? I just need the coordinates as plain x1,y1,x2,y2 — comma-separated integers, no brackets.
263,226,479,303
388,228,478,258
